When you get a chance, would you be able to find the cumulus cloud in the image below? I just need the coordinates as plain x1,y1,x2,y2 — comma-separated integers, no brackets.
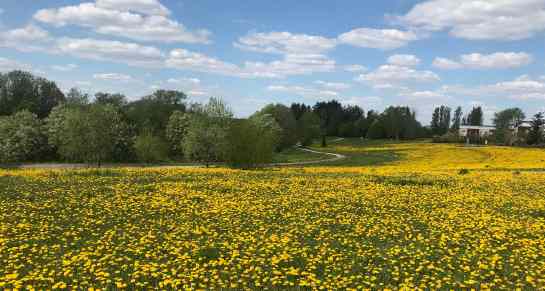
433,52,533,70
396,0,545,40
442,75,545,101
314,80,351,90
34,1,210,44
51,64,78,72
0,57,33,72
344,65,367,72
57,38,165,67
338,28,418,50
0,24,53,52
387,54,421,67
93,73,133,81
235,31,337,54
267,85,339,98
356,64,440,88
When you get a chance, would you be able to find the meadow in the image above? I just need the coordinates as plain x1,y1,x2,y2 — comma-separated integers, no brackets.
1,140,545,289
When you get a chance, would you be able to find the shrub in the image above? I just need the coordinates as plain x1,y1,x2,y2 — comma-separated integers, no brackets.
134,130,169,163
226,119,277,169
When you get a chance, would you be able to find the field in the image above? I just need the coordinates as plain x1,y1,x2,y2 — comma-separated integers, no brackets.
1,141,545,289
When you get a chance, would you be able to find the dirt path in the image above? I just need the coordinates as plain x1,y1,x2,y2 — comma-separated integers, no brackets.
271,147,346,166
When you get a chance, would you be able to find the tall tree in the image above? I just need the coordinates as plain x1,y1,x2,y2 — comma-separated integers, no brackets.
430,106,451,135
466,106,484,126
494,108,526,144
0,110,47,163
183,98,233,167
0,71,65,118
451,106,463,131
313,100,343,146
252,104,297,150
94,92,127,108
527,112,544,145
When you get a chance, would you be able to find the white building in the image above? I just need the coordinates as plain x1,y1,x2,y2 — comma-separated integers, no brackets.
459,125,496,138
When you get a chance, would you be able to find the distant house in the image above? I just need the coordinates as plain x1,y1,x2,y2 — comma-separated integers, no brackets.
459,125,496,138
511,121,532,135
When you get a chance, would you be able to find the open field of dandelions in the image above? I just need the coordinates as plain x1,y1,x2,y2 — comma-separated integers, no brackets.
1,141,545,289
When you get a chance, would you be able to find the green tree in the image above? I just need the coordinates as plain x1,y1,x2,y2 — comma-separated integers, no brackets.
134,129,169,163
65,88,89,106
47,104,128,166
451,106,463,131
297,111,320,146
431,106,451,136
183,98,233,167
94,92,127,108
466,106,484,126
252,104,297,150
225,118,278,169
0,71,65,118
0,110,47,163
527,112,544,145
166,110,191,157
494,108,526,144
366,119,384,139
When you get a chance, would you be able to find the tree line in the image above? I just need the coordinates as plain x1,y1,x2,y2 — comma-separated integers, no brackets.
0,71,435,167
430,105,544,145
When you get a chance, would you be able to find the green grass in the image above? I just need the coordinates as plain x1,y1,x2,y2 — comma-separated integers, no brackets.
272,147,329,163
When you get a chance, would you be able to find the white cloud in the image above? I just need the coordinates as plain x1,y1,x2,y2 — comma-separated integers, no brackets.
344,64,367,72
0,24,53,52
396,0,545,40
93,73,133,81
356,64,440,88
432,57,463,70
442,75,545,101
0,57,33,72
314,80,351,90
404,90,450,102
96,0,170,16
166,49,335,78
235,31,337,54
338,28,418,50
57,38,164,67
267,85,339,98
167,77,201,85
34,1,210,44
433,52,533,70
51,64,78,72
387,54,420,67
342,96,383,108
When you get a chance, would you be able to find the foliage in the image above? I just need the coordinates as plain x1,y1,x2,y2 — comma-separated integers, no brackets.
494,108,526,144
527,112,544,145
0,70,65,118
464,106,484,126
46,104,129,165
166,110,191,156
253,104,297,150
0,110,47,163
65,88,89,107
366,119,384,139
296,111,320,146
225,118,278,168
451,106,463,131
431,105,451,136
134,130,169,163
183,98,233,166
94,92,127,108
125,90,187,135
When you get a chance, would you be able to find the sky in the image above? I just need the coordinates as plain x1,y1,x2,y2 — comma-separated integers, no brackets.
1,0,545,124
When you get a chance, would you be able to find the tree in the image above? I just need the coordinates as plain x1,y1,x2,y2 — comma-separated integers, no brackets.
46,104,128,166
494,108,526,144
431,106,451,136
366,119,384,139
313,100,343,147
527,112,544,145
65,88,89,106
252,104,297,150
225,118,279,169
0,110,47,163
466,106,484,126
183,98,233,167
451,106,463,131
297,111,320,146
94,92,127,108
125,90,187,135
0,70,65,118
166,110,191,156
134,129,169,163
290,103,311,120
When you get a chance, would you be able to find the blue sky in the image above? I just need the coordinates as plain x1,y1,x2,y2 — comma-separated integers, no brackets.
1,0,545,123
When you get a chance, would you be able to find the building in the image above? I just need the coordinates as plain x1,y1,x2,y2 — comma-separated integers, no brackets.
459,125,496,138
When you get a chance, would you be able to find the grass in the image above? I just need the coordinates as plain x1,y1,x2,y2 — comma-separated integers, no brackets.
272,147,330,163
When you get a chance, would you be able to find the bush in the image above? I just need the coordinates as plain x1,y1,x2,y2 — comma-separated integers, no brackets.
226,119,277,169
432,132,464,143
0,110,48,163
134,130,169,163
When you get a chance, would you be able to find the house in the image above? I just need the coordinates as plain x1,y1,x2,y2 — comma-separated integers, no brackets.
511,121,532,135
459,125,496,138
